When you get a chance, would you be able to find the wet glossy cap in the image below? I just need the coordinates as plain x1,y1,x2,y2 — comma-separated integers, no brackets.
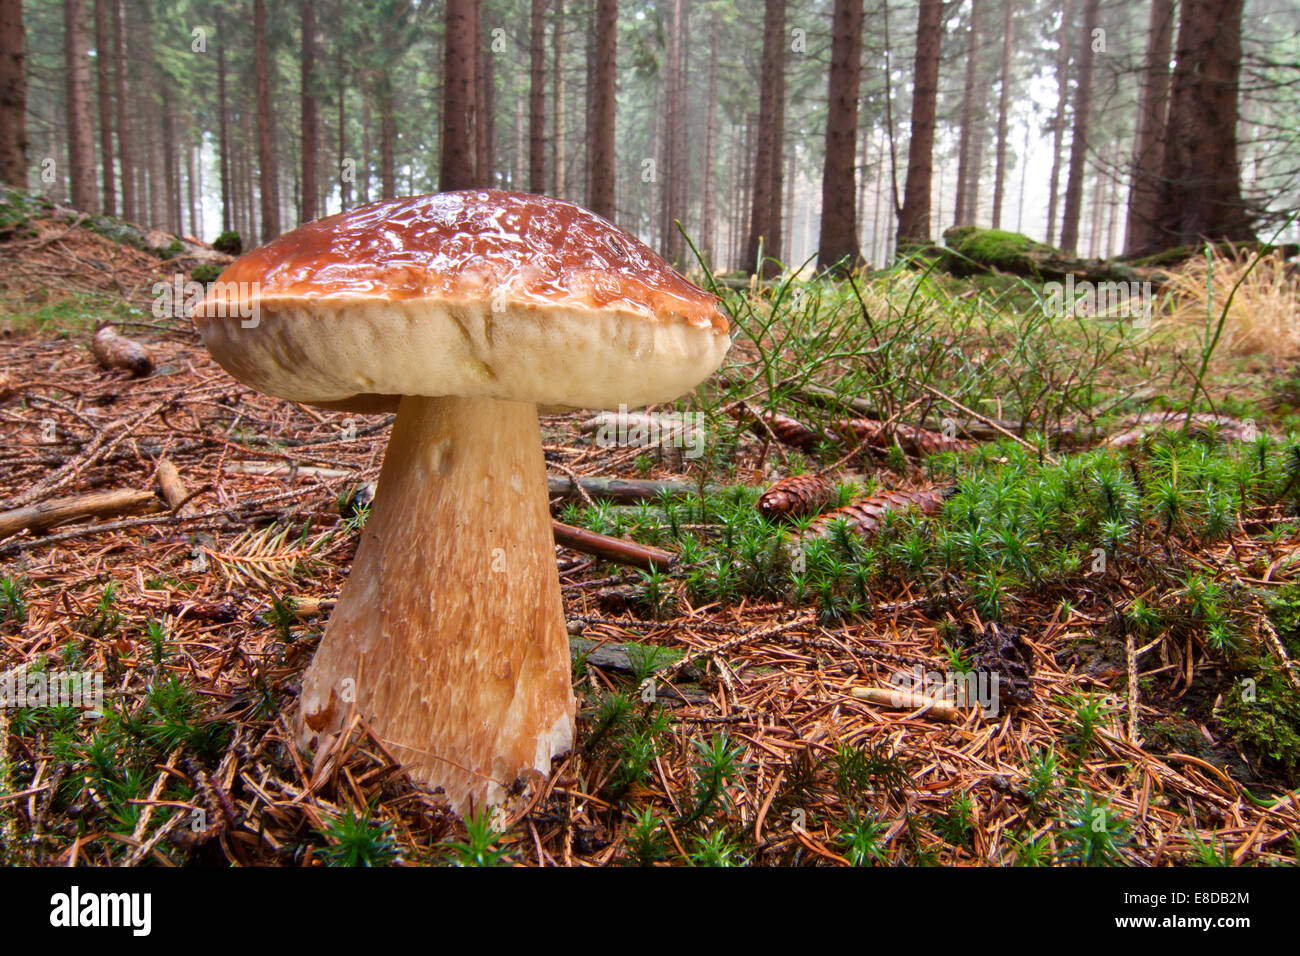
193,191,731,411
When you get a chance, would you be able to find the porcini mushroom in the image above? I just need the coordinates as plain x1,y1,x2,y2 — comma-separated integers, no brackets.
191,190,731,813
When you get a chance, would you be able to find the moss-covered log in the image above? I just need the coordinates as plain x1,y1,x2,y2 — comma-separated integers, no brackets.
939,225,1142,284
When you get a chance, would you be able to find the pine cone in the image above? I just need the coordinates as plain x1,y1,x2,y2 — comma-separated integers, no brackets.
804,485,953,541
757,474,835,521
832,418,974,456
725,402,825,450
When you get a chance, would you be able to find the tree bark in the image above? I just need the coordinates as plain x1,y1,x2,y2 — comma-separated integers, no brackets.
952,0,980,227
93,0,114,216
1123,0,1173,254
552,0,565,195
255,0,280,239
529,0,547,193
0,0,27,187
896,0,941,248
744,0,787,276
441,0,477,190
817,0,863,271
990,0,1014,229
587,0,616,219
216,6,230,232
659,0,686,266
700,10,718,268
300,0,318,222
1058,0,1099,253
1045,0,1072,245
144,15,164,227
1151,0,1254,250
378,82,394,198
64,0,97,212
337,43,349,210
479,4,495,186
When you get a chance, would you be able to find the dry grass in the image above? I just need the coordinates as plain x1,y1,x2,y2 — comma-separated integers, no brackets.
1160,248,1300,358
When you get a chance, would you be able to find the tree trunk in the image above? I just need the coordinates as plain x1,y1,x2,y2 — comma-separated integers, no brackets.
816,0,863,271
216,7,230,232
479,5,495,186
1045,0,1071,245
660,0,686,265
337,43,349,210
896,0,941,247
701,10,718,268
952,0,980,227
1123,0,1172,255
1058,0,1099,253
379,82,395,198
1151,0,1254,250
514,94,525,189
744,0,787,276
587,0,616,219
552,0,565,195
64,0,97,211
255,0,280,239
0,0,27,187
441,0,477,190
187,133,198,236
360,95,371,202
300,0,318,223
990,0,1014,229
529,0,547,193
162,83,179,233
144,16,165,227
93,0,114,215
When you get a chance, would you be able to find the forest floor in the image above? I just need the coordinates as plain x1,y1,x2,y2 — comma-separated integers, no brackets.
2,204,1300,866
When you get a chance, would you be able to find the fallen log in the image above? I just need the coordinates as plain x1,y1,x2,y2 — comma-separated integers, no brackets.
0,488,164,540
939,225,1143,285
91,325,153,377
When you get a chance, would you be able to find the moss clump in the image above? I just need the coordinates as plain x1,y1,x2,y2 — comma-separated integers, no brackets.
191,263,223,285
149,237,184,259
0,185,52,238
212,230,242,256
943,225,1057,272
82,214,149,252
1219,656,1300,785
1267,583,1300,657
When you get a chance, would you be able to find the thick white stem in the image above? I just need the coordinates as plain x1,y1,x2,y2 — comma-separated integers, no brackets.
297,395,574,814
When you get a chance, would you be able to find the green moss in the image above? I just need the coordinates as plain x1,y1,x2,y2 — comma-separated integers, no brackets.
191,263,223,285
0,185,52,237
212,230,243,256
943,225,1056,271
1219,657,1300,784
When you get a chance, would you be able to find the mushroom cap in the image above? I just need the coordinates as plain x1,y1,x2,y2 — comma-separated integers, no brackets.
192,190,731,411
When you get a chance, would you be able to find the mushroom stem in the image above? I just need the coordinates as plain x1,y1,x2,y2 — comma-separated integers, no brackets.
296,394,574,814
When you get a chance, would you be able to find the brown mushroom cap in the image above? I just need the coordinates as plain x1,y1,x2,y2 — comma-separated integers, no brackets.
193,190,731,412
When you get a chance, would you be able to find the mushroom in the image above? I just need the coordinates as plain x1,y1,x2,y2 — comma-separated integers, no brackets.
191,190,731,813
